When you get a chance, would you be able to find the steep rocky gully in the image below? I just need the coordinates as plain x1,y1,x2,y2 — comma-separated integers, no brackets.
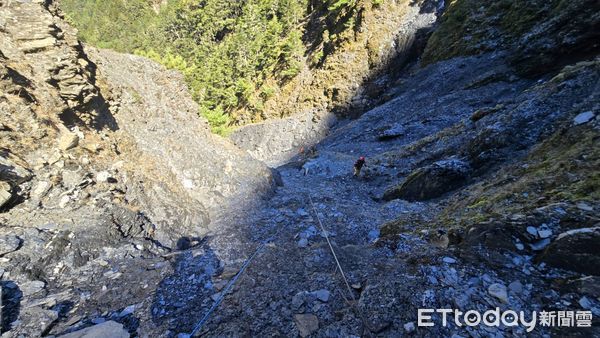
0,0,599,337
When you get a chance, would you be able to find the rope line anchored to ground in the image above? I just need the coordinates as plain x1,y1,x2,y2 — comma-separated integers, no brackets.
187,233,277,337
184,196,373,337
308,195,374,337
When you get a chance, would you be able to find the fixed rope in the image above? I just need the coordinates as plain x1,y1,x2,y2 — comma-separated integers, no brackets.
188,235,275,337
186,196,373,337
308,195,374,337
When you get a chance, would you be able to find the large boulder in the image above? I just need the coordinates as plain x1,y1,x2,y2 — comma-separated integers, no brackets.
383,159,471,201
539,227,600,275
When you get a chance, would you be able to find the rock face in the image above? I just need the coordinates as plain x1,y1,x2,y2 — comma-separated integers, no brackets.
540,227,600,275
422,0,600,76
383,159,470,201
0,0,109,129
86,48,277,227
229,0,444,164
0,2,276,336
230,111,337,166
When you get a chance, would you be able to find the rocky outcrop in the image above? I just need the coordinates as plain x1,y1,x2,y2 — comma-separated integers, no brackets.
86,48,277,225
540,227,600,275
0,0,109,128
383,159,471,201
0,1,277,336
422,0,600,76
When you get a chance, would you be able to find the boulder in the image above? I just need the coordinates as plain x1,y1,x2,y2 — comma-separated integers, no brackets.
383,159,470,201
58,132,79,151
377,124,405,141
20,280,46,297
573,111,596,125
59,321,129,338
0,234,21,256
539,227,600,275
313,289,330,302
0,181,12,208
9,307,58,337
0,151,32,184
294,314,319,337
31,181,52,198
488,283,509,303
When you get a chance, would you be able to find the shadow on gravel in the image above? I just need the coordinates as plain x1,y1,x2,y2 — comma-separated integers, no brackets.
151,236,223,334
1,280,22,333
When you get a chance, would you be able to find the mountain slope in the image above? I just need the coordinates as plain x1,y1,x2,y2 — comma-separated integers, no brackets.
60,0,444,132
0,0,598,336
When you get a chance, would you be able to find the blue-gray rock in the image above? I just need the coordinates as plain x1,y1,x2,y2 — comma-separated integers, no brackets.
443,257,457,264
573,111,595,125
59,321,129,338
313,289,331,302
529,238,551,251
508,281,523,294
383,159,471,201
488,283,509,303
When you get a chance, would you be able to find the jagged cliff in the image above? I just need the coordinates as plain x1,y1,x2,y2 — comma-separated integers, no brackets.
1,1,276,335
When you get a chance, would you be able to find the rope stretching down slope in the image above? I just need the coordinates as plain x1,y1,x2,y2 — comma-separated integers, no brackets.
186,195,374,337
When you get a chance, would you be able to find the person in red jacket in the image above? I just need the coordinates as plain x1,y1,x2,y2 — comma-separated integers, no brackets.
353,156,366,177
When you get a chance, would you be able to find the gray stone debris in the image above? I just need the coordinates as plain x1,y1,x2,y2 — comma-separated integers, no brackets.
58,132,80,151
529,238,551,251
313,289,331,302
96,171,111,183
508,281,524,294
576,202,594,211
443,257,457,264
0,181,12,208
404,321,416,333
378,124,405,141
488,283,509,303
0,234,20,256
579,296,592,310
31,181,52,198
537,224,553,239
59,321,129,338
297,238,308,248
294,313,319,337
21,280,46,296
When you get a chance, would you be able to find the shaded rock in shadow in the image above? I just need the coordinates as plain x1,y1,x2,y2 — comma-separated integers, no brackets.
383,158,470,201
1,280,22,333
539,227,600,276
